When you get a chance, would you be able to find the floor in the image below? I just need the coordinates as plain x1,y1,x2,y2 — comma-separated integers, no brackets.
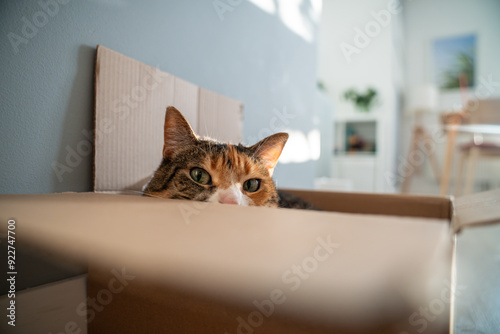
404,175,500,332
401,173,498,198
453,218,500,332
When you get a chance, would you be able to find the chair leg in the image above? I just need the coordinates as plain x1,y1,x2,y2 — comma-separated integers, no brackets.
440,128,458,195
455,150,467,197
401,127,420,193
422,131,441,184
413,131,424,176
463,147,480,195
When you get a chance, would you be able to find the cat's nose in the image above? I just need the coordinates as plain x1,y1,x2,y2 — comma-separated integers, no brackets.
219,195,239,205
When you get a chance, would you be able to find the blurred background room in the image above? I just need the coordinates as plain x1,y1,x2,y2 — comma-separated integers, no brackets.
317,0,500,196
2,0,500,198
1,0,500,310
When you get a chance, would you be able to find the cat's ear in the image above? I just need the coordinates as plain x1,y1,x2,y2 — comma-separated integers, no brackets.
251,133,289,176
163,106,198,158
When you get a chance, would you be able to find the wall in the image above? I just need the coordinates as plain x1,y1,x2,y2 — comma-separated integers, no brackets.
318,0,401,192
0,0,320,195
0,0,320,292
401,0,500,190
403,0,500,105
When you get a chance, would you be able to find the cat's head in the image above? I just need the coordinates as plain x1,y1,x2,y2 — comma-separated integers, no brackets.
144,106,288,207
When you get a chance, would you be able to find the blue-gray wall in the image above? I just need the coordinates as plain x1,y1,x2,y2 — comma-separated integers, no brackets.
0,0,319,194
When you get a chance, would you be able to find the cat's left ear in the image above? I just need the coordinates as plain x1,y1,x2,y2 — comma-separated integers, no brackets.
163,106,198,158
251,133,289,176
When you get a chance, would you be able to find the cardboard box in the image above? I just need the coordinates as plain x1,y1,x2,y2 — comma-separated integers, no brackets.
3,46,499,334
0,191,452,334
2,190,499,334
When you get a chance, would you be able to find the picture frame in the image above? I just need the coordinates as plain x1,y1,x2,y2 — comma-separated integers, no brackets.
432,34,476,90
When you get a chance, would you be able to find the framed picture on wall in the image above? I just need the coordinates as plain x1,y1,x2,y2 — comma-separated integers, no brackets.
432,34,476,90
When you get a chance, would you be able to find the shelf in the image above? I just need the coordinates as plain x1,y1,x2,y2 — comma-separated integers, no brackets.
334,152,377,158
335,120,377,154
335,112,381,122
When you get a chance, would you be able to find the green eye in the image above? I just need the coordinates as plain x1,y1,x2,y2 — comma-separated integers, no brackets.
243,179,261,192
190,168,211,185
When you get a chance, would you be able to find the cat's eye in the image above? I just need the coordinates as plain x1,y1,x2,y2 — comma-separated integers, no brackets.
190,168,211,185
243,179,260,192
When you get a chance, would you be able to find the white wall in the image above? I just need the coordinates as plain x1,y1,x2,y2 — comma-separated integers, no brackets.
319,0,401,108
318,0,401,192
403,0,500,107
402,0,500,189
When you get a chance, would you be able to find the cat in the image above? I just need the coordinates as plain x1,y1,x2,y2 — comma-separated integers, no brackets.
143,106,316,209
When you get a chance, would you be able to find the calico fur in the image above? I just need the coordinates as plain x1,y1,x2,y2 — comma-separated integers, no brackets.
144,107,287,207
144,106,316,210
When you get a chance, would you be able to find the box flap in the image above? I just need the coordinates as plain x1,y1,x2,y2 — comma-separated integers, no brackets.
281,188,452,219
452,188,500,233
93,45,243,193
0,276,86,333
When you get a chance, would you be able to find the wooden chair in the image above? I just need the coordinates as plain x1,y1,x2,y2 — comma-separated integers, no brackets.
454,99,500,195
400,111,442,193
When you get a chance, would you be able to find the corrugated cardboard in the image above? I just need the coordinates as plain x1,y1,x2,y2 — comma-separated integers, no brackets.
0,192,452,334
282,188,452,218
93,45,243,193
0,275,86,334
3,190,499,333
451,188,500,232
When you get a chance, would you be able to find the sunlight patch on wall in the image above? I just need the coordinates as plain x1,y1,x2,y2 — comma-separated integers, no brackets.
247,0,276,14
279,129,320,164
248,0,322,43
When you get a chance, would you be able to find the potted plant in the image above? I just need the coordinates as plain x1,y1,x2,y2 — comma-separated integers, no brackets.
343,87,378,112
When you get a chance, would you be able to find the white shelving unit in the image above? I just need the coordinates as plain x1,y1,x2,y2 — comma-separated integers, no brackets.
332,111,392,193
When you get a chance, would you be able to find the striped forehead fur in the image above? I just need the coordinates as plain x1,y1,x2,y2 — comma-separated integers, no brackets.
144,107,287,207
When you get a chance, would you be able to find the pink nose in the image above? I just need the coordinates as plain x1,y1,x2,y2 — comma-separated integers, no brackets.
219,195,239,205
